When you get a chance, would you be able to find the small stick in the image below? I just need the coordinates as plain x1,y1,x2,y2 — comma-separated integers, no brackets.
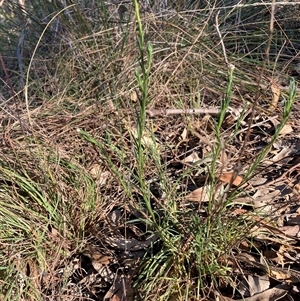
215,11,228,65
146,108,221,117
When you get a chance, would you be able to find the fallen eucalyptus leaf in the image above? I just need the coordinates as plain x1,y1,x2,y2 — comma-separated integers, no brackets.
181,151,200,164
219,171,243,186
279,123,293,135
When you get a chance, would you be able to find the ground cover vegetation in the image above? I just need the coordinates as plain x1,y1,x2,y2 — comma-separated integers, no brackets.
0,0,300,300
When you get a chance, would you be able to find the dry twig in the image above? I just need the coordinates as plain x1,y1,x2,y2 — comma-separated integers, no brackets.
146,108,220,117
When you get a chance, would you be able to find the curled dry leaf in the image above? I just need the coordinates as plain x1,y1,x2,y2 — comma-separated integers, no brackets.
181,128,187,140
98,170,111,186
252,189,280,212
185,186,210,202
279,123,293,135
181,151,200,164
269,146,291,163
219,148,228,166
89,165,111,186
219,171,243,187
130,90,138,102
185,184,223,202
269,81,281,111
264,249,284,266
129,127,158,148
249,177,267,186
49,225,59,238
279,225,300,237
89,164,101,177
83,247,114,265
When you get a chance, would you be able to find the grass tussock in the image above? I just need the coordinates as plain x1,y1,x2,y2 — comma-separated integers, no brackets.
0,0,299,300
